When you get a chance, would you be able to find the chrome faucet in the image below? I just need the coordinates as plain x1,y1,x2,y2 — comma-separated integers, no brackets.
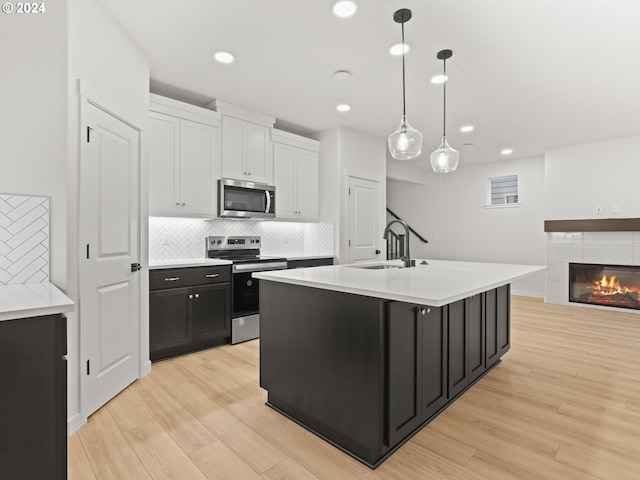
383,219,413,267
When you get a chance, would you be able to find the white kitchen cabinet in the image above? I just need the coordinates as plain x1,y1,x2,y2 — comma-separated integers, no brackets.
272,130,320,221
221,116,272,184
149,95,221,217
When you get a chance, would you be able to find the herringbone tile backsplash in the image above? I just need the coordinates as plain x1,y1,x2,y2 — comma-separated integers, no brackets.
149,217,334,260
0,194,49,285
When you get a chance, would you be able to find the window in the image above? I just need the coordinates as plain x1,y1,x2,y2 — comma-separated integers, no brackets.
488,175,519,206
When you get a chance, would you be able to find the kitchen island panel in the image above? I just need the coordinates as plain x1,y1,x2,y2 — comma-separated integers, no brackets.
259,277,516,468
260,281,387,465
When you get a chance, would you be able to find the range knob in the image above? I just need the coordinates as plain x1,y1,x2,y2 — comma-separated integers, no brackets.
216,240,222,244
250,239,255,244
256,239,260,243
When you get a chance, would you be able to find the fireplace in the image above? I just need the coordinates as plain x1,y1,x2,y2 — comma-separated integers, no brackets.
569,263,640,310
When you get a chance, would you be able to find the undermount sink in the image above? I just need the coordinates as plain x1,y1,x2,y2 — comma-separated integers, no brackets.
351,264,403,270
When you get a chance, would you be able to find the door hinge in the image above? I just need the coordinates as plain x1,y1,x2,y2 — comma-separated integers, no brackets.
86,244,90,259
348,239,351,247
86,126,93,143
86,359,90,375
348,188,351,195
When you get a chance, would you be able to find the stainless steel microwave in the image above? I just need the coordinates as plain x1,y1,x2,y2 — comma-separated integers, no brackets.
218,178,276,219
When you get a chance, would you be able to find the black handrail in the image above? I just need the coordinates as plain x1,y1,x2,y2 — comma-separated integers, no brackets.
386,208,429,244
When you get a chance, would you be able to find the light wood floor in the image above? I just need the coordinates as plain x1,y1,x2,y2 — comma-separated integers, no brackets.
69,296,640,479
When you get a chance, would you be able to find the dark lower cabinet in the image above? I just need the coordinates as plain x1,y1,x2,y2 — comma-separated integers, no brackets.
447,299,468,398
468,294,486,383
421,305,448,419
388,286,508,450
192,283,231,344
486,285,510,367
150,287,192,353
387,302,423,446
150,265,231,361
0,314,67,480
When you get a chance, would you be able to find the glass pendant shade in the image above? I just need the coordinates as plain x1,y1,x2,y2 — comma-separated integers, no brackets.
388,115,423,160
430,136,459,173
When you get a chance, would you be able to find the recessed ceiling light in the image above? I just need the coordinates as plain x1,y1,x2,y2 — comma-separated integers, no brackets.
214,51,234,64
460,125,474,133
430,74,448,84
334,70,351,80
501,148,513,155
332,0,357,18
336,104,351,112
389,42,410,56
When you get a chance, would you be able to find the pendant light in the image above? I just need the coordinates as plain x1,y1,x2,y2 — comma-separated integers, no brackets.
388,8,423,160
430,49,459,173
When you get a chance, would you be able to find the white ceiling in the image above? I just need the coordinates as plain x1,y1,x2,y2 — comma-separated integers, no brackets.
97,0,640,167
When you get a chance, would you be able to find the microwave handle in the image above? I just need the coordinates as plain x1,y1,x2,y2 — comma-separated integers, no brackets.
265,190,271,213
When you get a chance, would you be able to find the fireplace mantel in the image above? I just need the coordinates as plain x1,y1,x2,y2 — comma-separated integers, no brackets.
544,218,640,233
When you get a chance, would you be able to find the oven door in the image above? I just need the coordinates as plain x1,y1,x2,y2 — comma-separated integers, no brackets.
218,178,275,219
231,261,287,344
232,270,260,318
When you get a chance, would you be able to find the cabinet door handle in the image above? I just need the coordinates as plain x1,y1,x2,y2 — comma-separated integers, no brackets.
205,274,219,278
189,294,193,299
417,306,430,315
164,277,180,282
195,293,200,298
175,202,180,206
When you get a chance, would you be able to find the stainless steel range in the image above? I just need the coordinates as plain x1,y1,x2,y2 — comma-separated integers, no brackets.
206,236,287,344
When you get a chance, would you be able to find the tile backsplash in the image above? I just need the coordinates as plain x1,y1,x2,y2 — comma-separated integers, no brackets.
0,194,49,285
149,217,334,260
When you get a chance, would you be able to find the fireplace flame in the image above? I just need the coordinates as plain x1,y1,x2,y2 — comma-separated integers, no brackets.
588,274,640,297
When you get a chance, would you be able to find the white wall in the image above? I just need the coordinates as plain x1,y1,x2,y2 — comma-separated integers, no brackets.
387,156,546,296
0,2,68,288
545,135,640,219
318,127,341,257
66,0,149,432
318,127,387,264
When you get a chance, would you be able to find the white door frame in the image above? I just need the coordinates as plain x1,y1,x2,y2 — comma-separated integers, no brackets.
77,81,149,423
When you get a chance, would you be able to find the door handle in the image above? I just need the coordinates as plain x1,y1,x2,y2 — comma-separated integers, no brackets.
205,274,219,278
164,277,179,282
375,249,381,255
131,263,141,272
265,190,271,213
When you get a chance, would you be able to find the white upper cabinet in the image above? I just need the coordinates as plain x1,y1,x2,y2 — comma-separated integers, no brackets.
208,99,276,185
220,116,272,184
272,130,320,221
148,94,221,217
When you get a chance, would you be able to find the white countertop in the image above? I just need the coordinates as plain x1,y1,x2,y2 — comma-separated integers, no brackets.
253,259,546,306
149,258,232,270
0,282,75,322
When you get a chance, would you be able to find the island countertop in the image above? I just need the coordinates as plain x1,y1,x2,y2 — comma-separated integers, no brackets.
253,259,545,306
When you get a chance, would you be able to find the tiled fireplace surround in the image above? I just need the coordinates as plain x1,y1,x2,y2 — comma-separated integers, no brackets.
546,230,640,310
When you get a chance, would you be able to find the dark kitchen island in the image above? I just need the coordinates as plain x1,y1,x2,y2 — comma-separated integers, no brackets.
255,259,544,468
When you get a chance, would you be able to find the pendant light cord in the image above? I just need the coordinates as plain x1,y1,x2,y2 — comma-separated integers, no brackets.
443,56,447,137
401,21,406,117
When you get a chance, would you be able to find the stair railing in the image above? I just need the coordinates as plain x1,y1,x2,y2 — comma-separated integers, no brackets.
385,208,429,244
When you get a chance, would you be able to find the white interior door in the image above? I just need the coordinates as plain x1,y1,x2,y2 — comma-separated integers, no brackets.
80,101,141,416
346,176,381,263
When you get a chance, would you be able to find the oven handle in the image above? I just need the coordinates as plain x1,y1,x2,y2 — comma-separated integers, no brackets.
265,190,271,214
233,262,287,273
